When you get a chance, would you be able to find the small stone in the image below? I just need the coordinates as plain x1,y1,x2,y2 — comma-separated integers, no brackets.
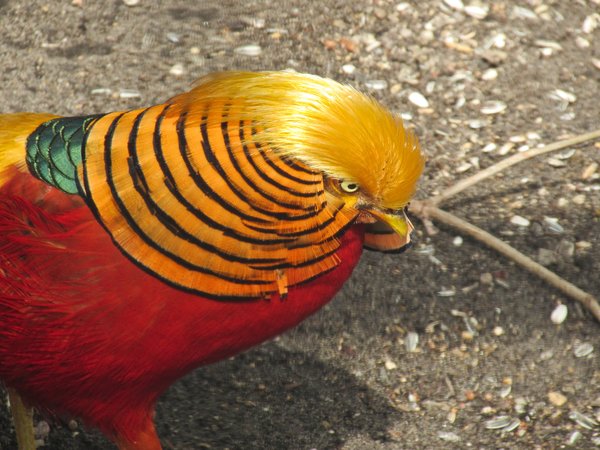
480,272,493,285
551,304,568,324
461,330,474,341
493,326,504,336
572,194,586,205
408,91,429,108
538,248,557,266
373,7,387,19
480,49,508,65
548,391,568,407
481,68,498,81
581,162,598,180
342,64,356,75
339,37,359,52
550,89,577,104
453,236,463,246
123,0,139,5
385,359,398,370
169,63,185,76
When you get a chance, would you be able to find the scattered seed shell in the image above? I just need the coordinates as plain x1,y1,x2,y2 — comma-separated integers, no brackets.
510,215,530,227
438,431,461,442
444,0,464,10
574,342,594,358
551,304,568,324
119,89,141,99
480,100,507,115
405,332,419,352
234,44,262,56
485,415,513,430
569,411,599,429
408,91,429,108
365,80,388,90
581,162,598,179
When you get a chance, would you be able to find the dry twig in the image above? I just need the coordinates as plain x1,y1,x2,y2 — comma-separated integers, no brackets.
410,130,600,322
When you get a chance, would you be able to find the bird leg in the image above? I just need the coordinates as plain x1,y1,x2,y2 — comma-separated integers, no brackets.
7,388,36,450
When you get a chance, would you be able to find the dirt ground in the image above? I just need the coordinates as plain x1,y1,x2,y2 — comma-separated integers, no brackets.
1,0,599,449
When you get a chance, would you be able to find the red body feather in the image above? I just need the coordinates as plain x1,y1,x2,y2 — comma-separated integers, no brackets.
0,170,364,447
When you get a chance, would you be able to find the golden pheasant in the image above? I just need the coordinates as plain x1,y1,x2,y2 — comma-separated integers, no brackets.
0,71,424,449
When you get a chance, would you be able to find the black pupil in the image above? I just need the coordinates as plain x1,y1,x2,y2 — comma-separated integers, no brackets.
346,183,357,191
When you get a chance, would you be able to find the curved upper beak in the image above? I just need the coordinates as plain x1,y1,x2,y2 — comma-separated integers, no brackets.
367,208,411,237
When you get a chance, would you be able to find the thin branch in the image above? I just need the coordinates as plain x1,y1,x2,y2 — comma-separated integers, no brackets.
410,200,600,322
429,128,600,206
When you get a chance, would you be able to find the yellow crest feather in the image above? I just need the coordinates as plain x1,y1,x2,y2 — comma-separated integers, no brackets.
171,71,424,210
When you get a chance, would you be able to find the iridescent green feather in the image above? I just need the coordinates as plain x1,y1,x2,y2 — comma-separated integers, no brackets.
26,115,102,194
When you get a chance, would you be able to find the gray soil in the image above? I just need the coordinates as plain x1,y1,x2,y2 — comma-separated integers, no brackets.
0,0,599,449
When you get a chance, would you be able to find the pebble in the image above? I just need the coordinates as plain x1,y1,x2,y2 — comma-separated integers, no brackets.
493,326,504,336
408,91,429,108
234,44,262,56
452,236,463,246
385,359,398,370
480,272,493,285
342,64,356,75
551,304,568,324
169,63,185,76
481,68,498,81
510,215,530,227
548,391,568,406
572,194,586,205
538,248,556,266
123,0,139,5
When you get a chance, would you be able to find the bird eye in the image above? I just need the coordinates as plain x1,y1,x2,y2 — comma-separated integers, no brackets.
340,181,359,193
